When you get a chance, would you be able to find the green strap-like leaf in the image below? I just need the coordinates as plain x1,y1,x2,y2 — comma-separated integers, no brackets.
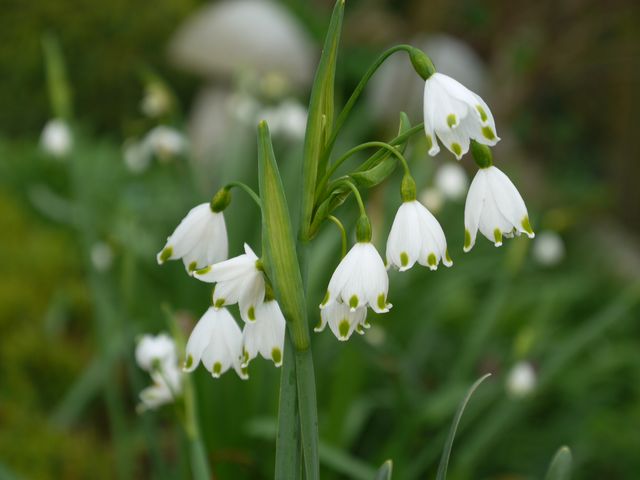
257,122,319,480
435,374,491,480
544,446,572,480
299,0,345,241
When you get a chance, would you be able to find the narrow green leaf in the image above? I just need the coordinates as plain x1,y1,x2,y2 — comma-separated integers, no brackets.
275,334,301,478
300,0,345,240
436,373,491,480
545,446,572,480
257,122,319,480
374,460,393,480
42,34,72,119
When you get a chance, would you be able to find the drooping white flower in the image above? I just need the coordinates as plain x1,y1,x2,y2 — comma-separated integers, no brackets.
387,200,453,272
423,72,499,160
184,306,247,379
242,300,286,367
123,138,152,173
321,242,391,314
315,302,368,341
194,244,265,323
506,361,537,398
532,230,565,267
90,241,114,273
434,163,468,200
157,203,228,273
40,119,73,158
258,100,308,140
141,83,172,118
464,166,534,251
138,365,183,411
144,126,187,162
135,333,178,372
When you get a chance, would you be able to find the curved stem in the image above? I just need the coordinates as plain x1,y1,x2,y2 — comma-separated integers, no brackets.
224,181,262,209
341,180,367,218
322,44,416,162
328,215,347,258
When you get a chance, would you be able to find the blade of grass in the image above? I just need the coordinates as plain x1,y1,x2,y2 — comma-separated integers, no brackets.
545,446,572,480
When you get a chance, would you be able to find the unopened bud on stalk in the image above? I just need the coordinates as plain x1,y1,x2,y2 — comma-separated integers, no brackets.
409,47,436,80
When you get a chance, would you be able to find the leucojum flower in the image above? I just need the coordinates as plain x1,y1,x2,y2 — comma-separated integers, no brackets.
135,333,183,411
152,19,537,477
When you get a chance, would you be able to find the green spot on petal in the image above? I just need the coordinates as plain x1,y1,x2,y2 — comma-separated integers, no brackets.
521,216,534,236
214,298,225,309
321,291,330,306
271,348,282,365
447,114,457,128
241,366,249,377
338,319,350,339
377,294,387,311
188,261,197,272
481,126,496,140
425,134,433,151
400,252,409,267
159,247,173,263
464,229,472,249
213,362,222,376
349,295,359,309
427,253,437,267
476,105,488,122
185,355,193,369
493,228,503,245
248,306,256,321
445,249,452,263
451,143,462,157
195,265,211,275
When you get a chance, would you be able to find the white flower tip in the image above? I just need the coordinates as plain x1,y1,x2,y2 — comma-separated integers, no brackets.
157,246,172,265
494,241,503,247
398,265,411,273
428,265,438,271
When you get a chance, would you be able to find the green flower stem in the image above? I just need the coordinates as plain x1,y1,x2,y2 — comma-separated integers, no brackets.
316,141,412,201
328,215,347,258
223,181,262,209
354,123,424,174
322,45,421,163
340,180,367,218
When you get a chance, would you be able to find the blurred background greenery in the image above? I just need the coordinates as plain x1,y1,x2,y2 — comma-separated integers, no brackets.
1,0,639,479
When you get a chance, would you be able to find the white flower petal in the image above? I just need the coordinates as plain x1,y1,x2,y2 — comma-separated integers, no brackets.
464,169,487,252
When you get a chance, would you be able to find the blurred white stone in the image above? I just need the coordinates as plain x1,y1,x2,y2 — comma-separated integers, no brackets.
40,119,73,158
506,361,537,398
143,126,187,162
434,163,468,200
90,242,114,272
419,187,444,214
123,139,152,173
168,0,314,88
369,34,488,126
532,230,565,266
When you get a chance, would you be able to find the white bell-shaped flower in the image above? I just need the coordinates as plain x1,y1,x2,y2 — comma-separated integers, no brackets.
423,72,499,160
194,243,265,323
135,333,178,372
434,162,468,200
184,306,247,379
242,300,286,367
464,166,534,251
315,302,368,341
40,119,73,158
386,200,453,272
143,125,187,162
139,365,182,411
157,203,228,273
321,242,391,314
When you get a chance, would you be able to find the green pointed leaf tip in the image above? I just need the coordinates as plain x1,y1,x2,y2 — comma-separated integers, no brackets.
545,446,572,480
436,373,491,480
300,0,345,240
257,121,308,349
374,459,393,480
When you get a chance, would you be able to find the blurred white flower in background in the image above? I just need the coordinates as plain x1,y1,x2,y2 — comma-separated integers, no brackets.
506,361,537,398
140,83,173,118
258,100,308,140
434,163,469,201
532,230,565,266
143,126,187,162
90,242,114,272
123,139,152,174
40,119,73,158
419,187,444,214
369,34,488,127
135,333,183,411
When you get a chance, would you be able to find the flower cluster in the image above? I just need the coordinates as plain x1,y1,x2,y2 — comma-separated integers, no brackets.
158,191,285,379
316,70,534,342
135,333,183,411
